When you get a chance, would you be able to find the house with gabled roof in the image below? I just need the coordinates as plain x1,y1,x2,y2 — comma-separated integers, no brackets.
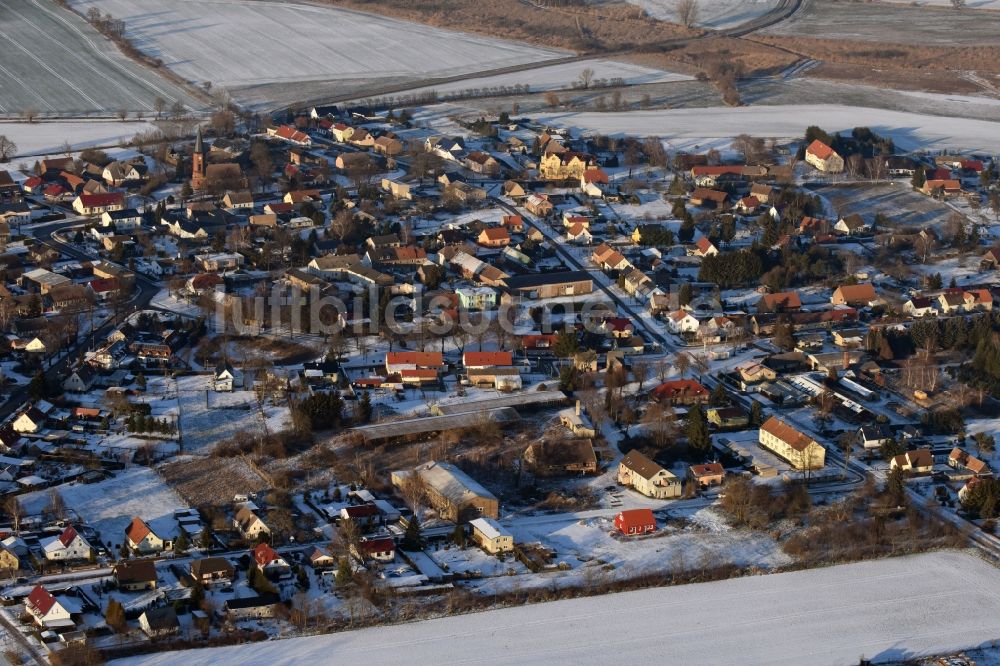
759,417,825,470
125,517,167,554
25,586,73,629
63,365,97,393
805,140,844,173
618,450,681,499
615,508,657,536
114,558,158,591
234,506,270,540
891,448,934,475
42,525,91,561
12,407,47,434
692,237,718,257
268,125,312,147
948,447,992,477
252,543,290,577
758,291,801,313
190,557,234,585
831,283,878,307
353,536,397,562
650,379,709,405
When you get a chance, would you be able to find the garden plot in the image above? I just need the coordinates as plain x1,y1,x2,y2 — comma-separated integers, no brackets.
537,105,1000,153
175,374,290,453
20,467,186,547
806,182,956,231
117,550,1000,666
70,0,565,109
0,0,197,116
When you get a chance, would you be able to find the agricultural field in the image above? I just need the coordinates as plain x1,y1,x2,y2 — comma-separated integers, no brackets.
761,0,1000,45
116,551,1000,666
536,104,1000,153
0,120,155,158
70,0,566,109
599,0,784,29
0,0,199,117
175,375,291,454
807,183,956,231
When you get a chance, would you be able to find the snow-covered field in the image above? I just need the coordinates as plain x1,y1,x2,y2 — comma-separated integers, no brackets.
538,104,1000,153
114,550,1000,666
21,467,186,546
176,375,290,453
386,59,691,100
1,120,155,158
879,0,1000,6
71,0,564,108
608,0,783,29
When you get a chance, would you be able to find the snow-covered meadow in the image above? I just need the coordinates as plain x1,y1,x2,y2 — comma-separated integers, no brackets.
113,550,1000,666
71,0,565,107
537,104,1000,153
1,120,154,158
604,0,784,29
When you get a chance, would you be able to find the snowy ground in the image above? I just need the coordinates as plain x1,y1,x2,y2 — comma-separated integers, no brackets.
71,0,565,108
19,467,187,549
1,120,155,158
386,59,691,100
602,0,783,29
175,374,290,453
0,0,199,116
114,550,1000,666
537,104,1000,153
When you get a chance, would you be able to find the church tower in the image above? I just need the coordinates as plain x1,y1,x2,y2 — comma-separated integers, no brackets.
191,127,207,190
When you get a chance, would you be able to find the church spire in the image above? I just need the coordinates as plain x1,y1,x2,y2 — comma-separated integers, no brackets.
194,126,205,154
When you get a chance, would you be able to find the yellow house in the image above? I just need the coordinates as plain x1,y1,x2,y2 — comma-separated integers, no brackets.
0,546,19,570
469,517,514,554
617,449,681,499
759,417,825,470
539,152,592,180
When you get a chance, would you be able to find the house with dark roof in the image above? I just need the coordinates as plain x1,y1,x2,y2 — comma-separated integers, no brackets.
114,558,158,591
139,606,179,638
617,450,681,499
190,557,234,585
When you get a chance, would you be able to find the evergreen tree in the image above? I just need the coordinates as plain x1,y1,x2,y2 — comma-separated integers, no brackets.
336,557,352,586
678,218,695,244
174,530,188,554
911,165,926,190
678,282,693,307
199,528,213,550
357,391,373,424
709,383,728,407
749,400,763,427
452,524,466,548
685,405,711,453
28,372,47,401
402,516,422,551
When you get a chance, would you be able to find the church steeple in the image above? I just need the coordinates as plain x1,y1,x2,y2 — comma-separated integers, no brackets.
194,126,206,155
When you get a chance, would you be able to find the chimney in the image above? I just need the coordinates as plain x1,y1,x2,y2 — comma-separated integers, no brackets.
575,400,581,416
842,351,850,370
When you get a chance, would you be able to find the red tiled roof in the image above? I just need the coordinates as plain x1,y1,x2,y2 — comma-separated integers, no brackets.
125,517,152,545
59,525,79,548
806,139,835,160
79,192,124,207
386,352,443,367
650,379,708,401
761,416,815,452
27,586,56,616
343,503,379,518
252,543,281,567
463,351,513,367
614,508,656,532
358,537,395,554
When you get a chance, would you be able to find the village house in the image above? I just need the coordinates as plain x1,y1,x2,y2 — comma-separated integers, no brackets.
124,517,168,554
948,447,992,477
617,450,682,499
560,402,597,438
0,546,20,571
72,192,124,216
539,152,594,180
373,135,404,156
393,461,499,522
191,557,235,586
904,296,938,318
921,179,962,197
614,508,657,536
523,438,598,476
688,462,726,488
268,125,312,146
857,425,894,450
222,190,254,210
25,586,73,629
706,406,749,429
114,558,158,591
253,543,290,578
63,365,97,393
804,139,844,173
139,606,180,638
690,187,729,208
758,291,802,313
466,151,500,176
834,214,869,236
470,517,514,554
42,526,91,561
478,227,510,248
890,448,934,475
692,237,718,257
234,506,270,540
666,310,701,335
525,193,554,217
831,283,878,307
650,379,709,406
353,536,396,563
215,363,241,392
759,417,826,470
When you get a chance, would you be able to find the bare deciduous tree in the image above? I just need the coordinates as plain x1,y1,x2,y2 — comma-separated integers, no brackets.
0,136,17,163
676,0,700,27
22,108,38,124
577,67,595,89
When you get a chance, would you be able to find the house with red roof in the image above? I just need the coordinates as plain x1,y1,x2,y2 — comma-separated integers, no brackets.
86,277,121,301
650,379,709,405
804,140,844,173
692,237,718,257
463,351,513,369
73,192,124,216
252,543,290,577
267,125,312,147
42,525,91,561
614,508,657,536
25,586,73,628
125,517,167,554
385,351,444,375
352,536,396,563
478,227,510,248
340,503,381,528
688,462,726,488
